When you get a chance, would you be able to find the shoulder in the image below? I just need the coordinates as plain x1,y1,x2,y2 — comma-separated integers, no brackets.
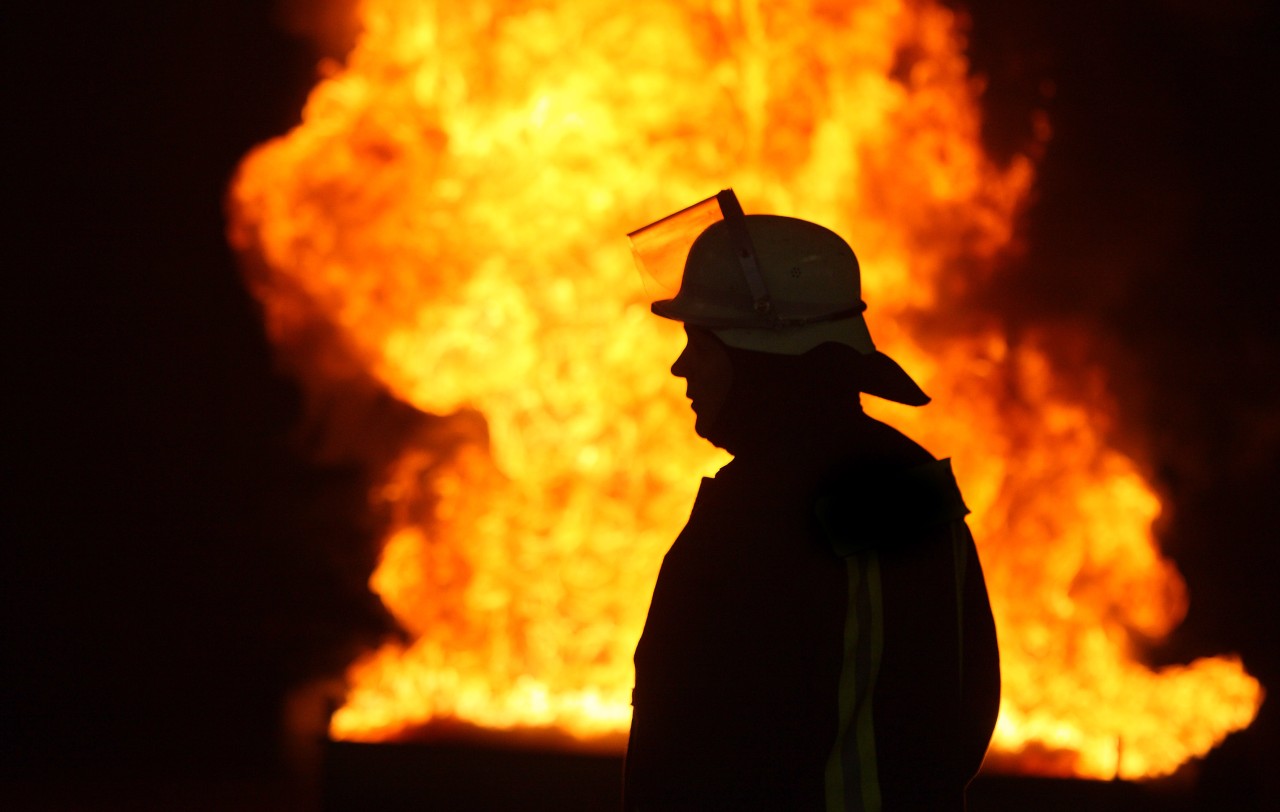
815,419,967,557
853,413,936,469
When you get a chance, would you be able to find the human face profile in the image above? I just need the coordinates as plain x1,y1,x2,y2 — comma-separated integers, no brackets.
671,325,733,440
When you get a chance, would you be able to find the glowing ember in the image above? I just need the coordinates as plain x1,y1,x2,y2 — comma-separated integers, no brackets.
228,0,1261,780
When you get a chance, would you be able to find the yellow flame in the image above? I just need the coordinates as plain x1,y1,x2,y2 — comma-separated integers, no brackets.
228,0,1262,779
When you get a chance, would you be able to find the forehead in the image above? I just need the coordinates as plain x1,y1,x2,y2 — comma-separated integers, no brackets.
683,324,721,349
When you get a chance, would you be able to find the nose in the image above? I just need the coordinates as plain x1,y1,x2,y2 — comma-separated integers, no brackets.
671,341,691,379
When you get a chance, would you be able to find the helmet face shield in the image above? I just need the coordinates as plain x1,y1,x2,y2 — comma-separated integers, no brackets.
628,193,728,299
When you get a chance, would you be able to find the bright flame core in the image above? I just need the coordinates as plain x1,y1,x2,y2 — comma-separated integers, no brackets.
229,0,1262,780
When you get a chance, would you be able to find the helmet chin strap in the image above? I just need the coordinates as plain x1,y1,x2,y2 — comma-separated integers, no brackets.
716,189,773,317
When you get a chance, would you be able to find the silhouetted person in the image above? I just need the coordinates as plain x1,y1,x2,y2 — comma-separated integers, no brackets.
623,191,1000,811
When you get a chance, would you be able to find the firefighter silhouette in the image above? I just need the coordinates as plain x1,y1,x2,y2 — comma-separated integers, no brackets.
624,191,1000,811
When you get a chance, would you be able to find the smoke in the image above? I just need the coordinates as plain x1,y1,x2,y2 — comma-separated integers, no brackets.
276,0,362,59
964,1,1278,797
965,0,1278,559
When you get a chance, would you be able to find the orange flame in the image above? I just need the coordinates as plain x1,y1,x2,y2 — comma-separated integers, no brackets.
228,0,1261,780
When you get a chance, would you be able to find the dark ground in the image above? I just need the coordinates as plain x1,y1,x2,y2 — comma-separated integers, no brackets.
5,0,1277,809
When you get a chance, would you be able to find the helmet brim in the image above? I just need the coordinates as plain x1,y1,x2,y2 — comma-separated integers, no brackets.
854,350,931,406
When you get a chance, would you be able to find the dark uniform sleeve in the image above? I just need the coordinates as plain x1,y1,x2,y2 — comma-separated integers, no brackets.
627,474,848,810
816,460,1001,810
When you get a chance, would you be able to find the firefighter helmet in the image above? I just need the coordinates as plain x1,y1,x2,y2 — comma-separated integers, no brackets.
629,190,929,405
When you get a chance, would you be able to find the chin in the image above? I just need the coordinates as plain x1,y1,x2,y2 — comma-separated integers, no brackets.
692,416,711,439
692,418,727,450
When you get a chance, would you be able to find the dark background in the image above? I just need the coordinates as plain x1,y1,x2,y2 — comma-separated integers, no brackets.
5,0,1276,808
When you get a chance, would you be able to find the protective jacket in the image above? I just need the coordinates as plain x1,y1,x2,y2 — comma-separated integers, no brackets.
625,409,1000,811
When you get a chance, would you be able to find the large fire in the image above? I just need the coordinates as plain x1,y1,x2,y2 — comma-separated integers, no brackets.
229,0,1261,781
